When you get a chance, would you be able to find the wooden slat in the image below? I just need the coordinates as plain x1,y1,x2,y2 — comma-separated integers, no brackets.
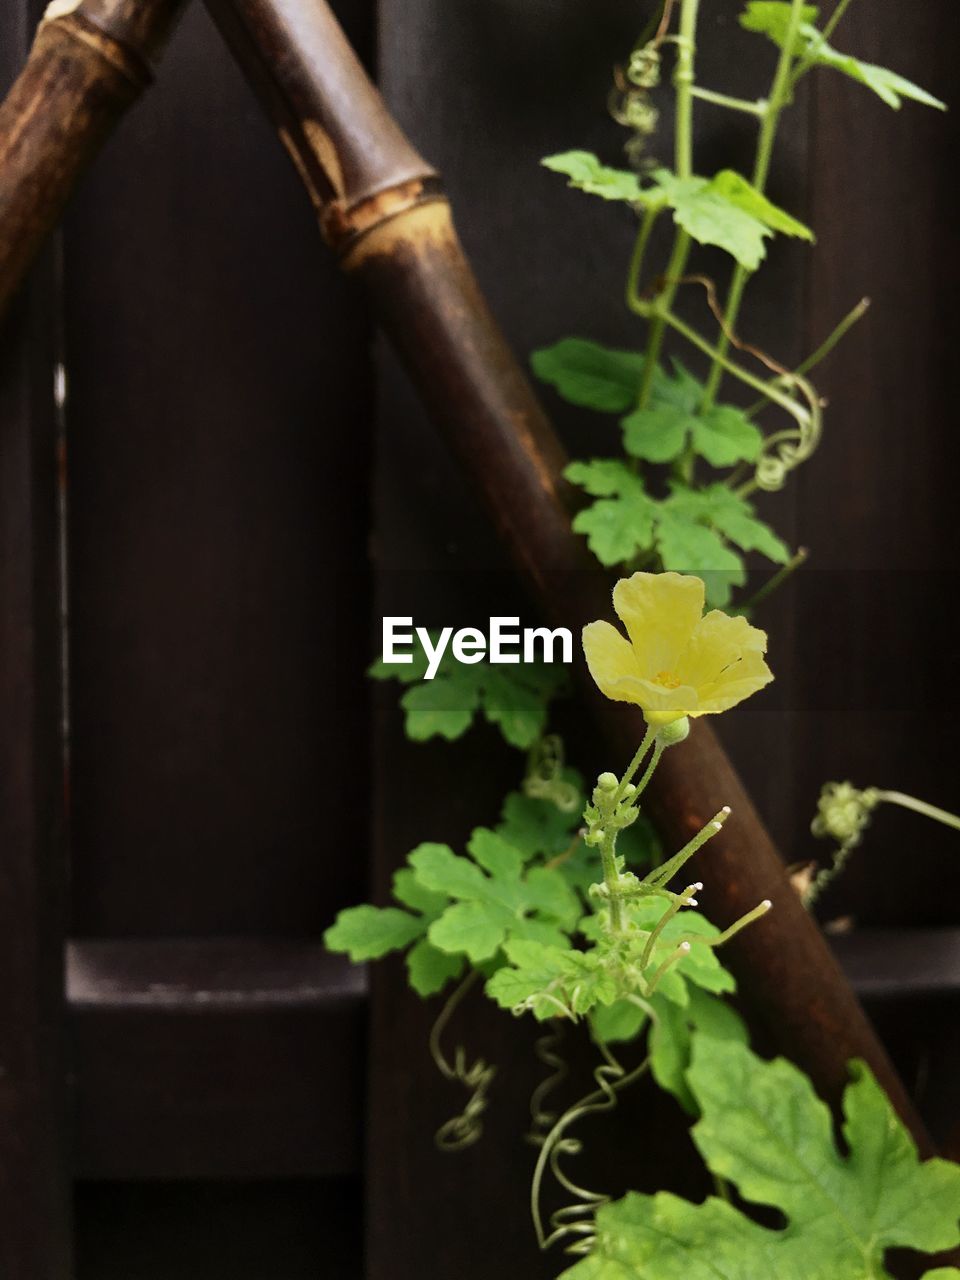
0,6,71,1271
68,941,366,1179
832,929,960,999
63,0,375,939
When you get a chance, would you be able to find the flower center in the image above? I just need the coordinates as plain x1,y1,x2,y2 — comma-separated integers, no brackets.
655,669,681,690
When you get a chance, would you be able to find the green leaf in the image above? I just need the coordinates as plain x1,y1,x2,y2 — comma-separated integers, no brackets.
467,827,524,880
648,988,748,1113
368,646,429,684
542,150,643,202
400,675,480,742
651,168,811,270
565,460,658,566
799,30,946,110
406,939,465,996
409,842,490,902
428,900,507,962
323,904,425,961
374,638,566,749
530,339,647,413
709,170,814,241
524,866,581,928
622,405,689,463
480,667,553,749
496,781,584,860
741,5,946,111
666,484,791,565
591,997,648,1045
691,405,763,467
391,867,449,917
563,1041,960,1280
657,171,769,269
487,939,616,1021
411,832,582,963
656,506,745,579
656,358,703,413
924,1272,960,1279
740,2,819,43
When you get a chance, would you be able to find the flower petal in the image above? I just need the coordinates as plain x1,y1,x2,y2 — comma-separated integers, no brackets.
612,572,705,675
583,621,698,725
695,649,774,716
582,620,643,700
676,610,768,690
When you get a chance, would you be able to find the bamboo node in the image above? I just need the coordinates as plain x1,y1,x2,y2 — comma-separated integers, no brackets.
322,176,447,256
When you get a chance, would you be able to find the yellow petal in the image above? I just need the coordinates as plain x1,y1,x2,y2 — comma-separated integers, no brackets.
676,610,768,690
695,649,773,716
612,572,705,676
583,622,698,724
626,679,699,725
582,621,643,699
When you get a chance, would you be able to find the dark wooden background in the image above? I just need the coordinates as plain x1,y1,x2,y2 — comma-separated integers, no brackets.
1,1,958,1276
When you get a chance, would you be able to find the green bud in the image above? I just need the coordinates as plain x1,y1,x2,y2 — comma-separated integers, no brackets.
657,716,690,747
597,771,618,792
621,783,637,800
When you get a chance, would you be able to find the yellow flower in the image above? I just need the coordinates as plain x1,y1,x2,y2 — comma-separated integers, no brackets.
582,572,772,726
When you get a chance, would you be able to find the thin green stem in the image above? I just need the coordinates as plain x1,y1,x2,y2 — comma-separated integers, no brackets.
736,547,808,611
626,205,660,312
745,297,870,416
600,829,625,933
873,790,960,834
612,724,657,808
691,86,767,116
639,883,698,969
790,0,857,88
650,305,800,408
633,740,665,804
635,0,700,410
643,806,731,891
700,0,809,410
822,0,856,39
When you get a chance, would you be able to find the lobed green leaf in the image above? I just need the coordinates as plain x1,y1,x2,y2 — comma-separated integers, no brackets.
541,150,643,202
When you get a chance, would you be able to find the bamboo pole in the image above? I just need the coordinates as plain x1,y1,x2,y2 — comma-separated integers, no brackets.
0,0,186,317
203,0,933,1152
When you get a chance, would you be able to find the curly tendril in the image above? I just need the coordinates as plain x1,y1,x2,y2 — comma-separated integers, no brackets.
523,734,580,813
531,1008,655,1257
527,1020,571,1143
428,972,497,1152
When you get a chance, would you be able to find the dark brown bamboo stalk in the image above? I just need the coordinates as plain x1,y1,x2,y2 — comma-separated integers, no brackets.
204,0,933,1152
0,0,186,316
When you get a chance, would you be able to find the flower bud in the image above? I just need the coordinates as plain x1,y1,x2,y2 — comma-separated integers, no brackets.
657,716,690,747
597,771,618,792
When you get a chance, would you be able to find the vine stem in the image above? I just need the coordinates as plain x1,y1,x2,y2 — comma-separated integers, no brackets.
635,0,700,411
872,790,960,833
699,0,809,410
602,723,658,932
745,297,870,416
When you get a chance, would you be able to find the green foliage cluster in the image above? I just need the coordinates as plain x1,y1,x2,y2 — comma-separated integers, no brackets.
561,1038,960,1280
531,0,944,608
368,645,568,748
324,778,659,997
541,342,789,603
